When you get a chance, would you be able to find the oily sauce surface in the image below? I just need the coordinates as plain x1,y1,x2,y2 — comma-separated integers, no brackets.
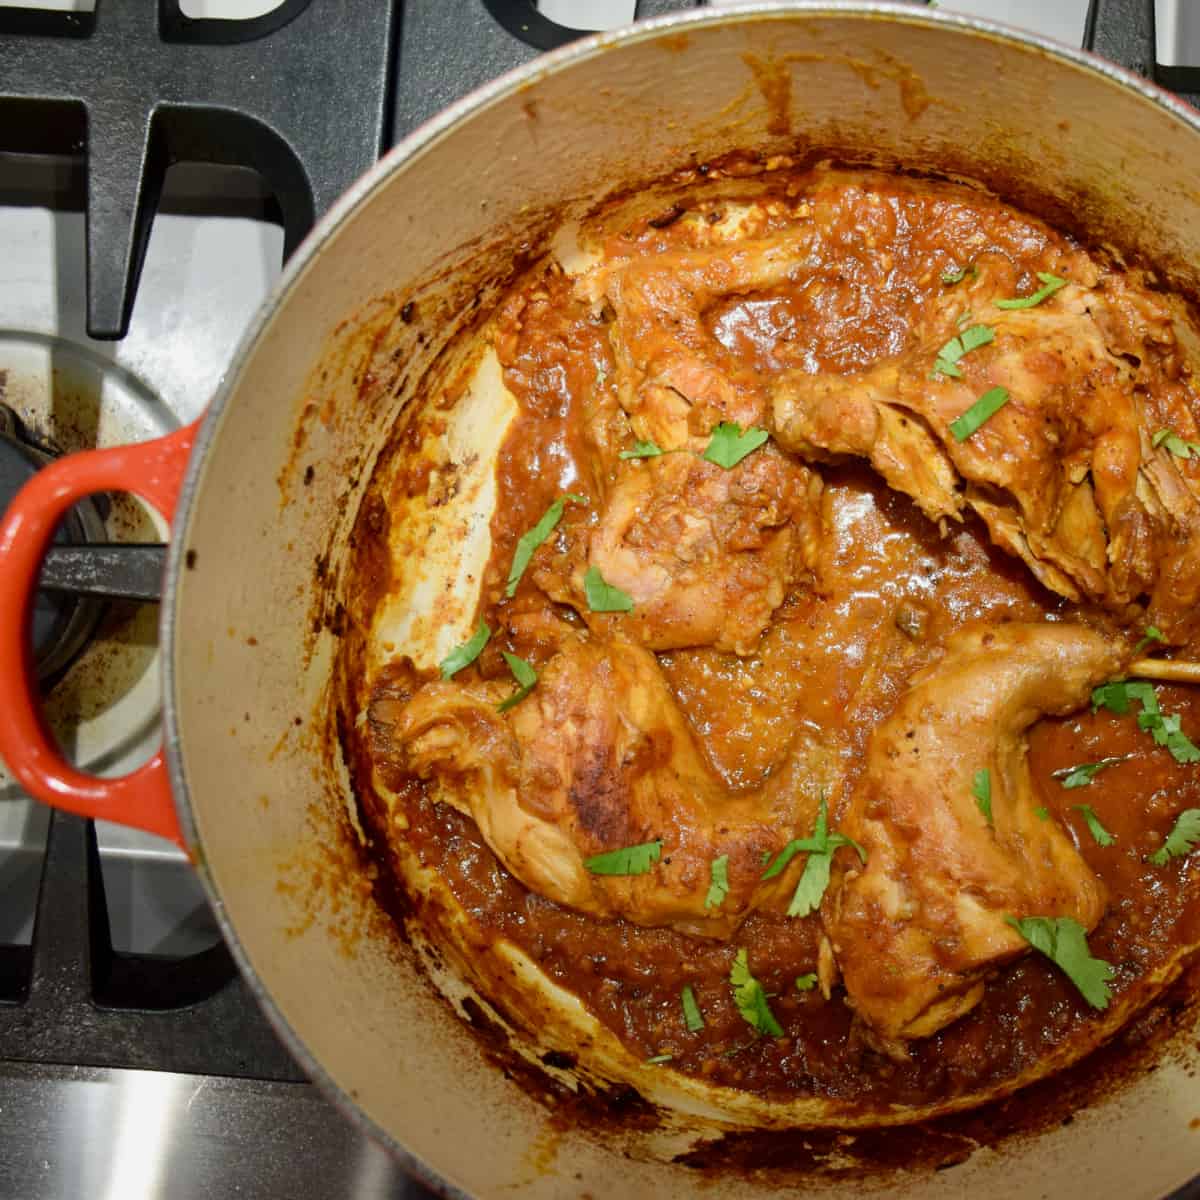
368,169,1200,1109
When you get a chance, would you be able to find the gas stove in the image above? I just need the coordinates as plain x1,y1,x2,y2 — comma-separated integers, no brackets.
0,2,1195,1198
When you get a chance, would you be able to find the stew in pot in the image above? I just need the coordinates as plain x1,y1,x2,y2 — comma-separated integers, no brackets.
345,164,1200,1119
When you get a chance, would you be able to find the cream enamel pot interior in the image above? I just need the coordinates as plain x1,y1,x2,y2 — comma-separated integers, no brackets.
4,5,1200,1197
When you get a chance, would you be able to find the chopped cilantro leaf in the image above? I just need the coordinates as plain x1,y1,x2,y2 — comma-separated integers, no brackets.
1152,428,1200,460
941,263,978,286
1147,713,1200,763
730,949,783,1038
619,439,664,460
1073,804,1117,847
1091,679,1200,763
1091,679,1133,715
972,768,993,826
994,271,1068,309
496,651,537,713
760,837,821,880
788,852,834,919
702,422,770,469
1034,806,1051,822
1006,915,1114,1009
1148,809,1200,866
795,800,864,917
1134,625,1166,654
583,839,662,876
933,323,995,378
583,565,634,613
705,855,729,910
505,494,587,598
681,984,704,1032
1052,756,1127,789
439,619,490,679
795,973,818,992
949,386,1010,442
761,796,865,918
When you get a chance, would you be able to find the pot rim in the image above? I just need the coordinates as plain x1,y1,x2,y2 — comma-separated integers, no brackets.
158,3,1200,1191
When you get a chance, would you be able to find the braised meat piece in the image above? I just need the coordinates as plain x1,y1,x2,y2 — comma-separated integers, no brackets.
536,448,822,655
582,169,1200,641
823,623,1124,1056
374,637,837,939
584,228,811,449
773,283,1200,640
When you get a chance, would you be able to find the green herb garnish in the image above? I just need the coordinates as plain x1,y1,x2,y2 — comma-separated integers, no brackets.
1145,713,1200,763
681,984,704,1032
788,851,835,920
932,323,995,378
942,263,978,286
795,974,818,992
1091,678,1153,716
1148,809,1200,866
1135,689,1199,761
994,271,1068,309
972,768,993,826
1134,625,1166,654
1073,804,1116,847
762,797,866,918
702,422,770,469
1092,680,1200,764
496,651,537,713
1034,806,1051,821
1006,915,1114,1009
439,619,490,679
505,494,587,598
619,439,664,460
646,1054,673,1064
1152,428,1200,460
583,839,662,876
705,855,729,910
730,949,783,1038
1053,756,1127,789
583,565,635,613
949,386,1010,442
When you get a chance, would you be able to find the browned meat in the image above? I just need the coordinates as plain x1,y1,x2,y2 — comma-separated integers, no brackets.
374,637,838,938
579,170,1200,642
772,286,1200,640
587,228,811,449
824,623,1124,1055
536,448,822,655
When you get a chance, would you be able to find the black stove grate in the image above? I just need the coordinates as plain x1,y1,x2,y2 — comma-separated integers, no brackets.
0,0,398,341
3,812,304,1080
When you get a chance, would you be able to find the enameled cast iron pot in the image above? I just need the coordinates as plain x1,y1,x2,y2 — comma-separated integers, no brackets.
4,6,1200,1196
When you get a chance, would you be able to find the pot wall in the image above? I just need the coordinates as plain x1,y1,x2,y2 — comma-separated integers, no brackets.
167,7,1200,1196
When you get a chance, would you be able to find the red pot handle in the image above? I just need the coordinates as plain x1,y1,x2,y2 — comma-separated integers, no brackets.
0,421,201,851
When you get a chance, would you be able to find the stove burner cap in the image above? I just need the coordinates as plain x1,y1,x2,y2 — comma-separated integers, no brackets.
0,408,106,681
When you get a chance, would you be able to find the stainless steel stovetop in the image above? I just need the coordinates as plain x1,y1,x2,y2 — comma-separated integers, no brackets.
0,2,1192,1198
